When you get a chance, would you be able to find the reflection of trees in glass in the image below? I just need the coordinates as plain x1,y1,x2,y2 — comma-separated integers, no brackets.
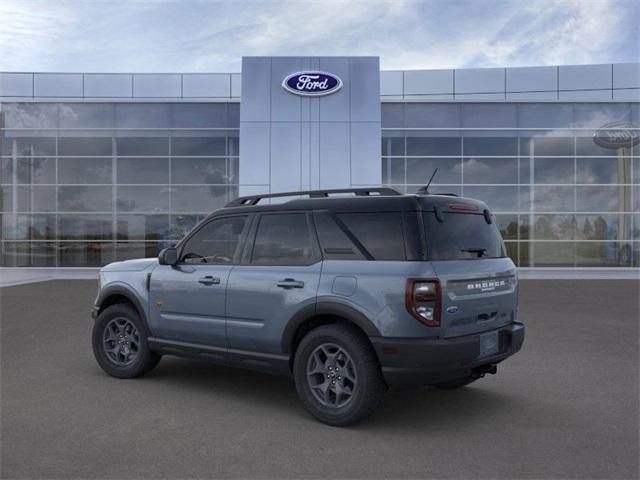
500,221,518,240
593,216,607,240
534,215,576,240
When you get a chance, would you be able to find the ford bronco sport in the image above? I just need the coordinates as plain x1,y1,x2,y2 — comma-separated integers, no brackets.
91,188,524,426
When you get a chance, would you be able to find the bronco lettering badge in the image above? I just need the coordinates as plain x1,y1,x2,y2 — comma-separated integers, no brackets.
282,71,343,96
467,279,507,292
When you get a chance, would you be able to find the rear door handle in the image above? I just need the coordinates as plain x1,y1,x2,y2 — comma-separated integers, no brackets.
198,275,221,286
277,278,305,289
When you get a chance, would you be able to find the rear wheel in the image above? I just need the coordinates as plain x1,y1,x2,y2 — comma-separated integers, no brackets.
432,376,477,390
92,303,161,379
293,324,386,426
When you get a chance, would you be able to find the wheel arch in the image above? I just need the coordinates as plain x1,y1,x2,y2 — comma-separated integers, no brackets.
282,302,381,359
95,285,151,336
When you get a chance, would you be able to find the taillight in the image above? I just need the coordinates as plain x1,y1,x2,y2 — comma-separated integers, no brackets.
405,279,441,327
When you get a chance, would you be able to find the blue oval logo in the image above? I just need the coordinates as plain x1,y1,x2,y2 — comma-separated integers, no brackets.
446,306,459,315
282,71,343,97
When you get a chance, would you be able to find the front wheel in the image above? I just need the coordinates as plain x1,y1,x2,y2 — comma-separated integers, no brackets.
92,303,161,379
293,324,387,426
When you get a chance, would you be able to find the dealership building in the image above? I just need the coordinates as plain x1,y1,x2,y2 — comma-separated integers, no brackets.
0,57,638,271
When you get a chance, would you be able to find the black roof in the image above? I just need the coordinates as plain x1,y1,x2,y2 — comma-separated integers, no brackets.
210,188,489,217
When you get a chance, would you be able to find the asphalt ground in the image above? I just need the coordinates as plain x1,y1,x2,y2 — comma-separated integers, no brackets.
1,279,638,479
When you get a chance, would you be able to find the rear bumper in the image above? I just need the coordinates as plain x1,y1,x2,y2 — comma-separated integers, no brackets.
371,322,524,388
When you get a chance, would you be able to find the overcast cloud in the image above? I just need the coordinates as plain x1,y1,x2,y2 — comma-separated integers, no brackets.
0,0,638,72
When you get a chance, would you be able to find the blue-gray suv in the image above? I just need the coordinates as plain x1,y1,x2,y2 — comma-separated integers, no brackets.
91,188,525,426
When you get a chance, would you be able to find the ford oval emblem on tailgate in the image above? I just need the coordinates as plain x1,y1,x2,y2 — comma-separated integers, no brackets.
446,306,459,314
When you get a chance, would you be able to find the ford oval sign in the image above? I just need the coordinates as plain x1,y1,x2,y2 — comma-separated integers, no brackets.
593,121,639,149
282,71,343,97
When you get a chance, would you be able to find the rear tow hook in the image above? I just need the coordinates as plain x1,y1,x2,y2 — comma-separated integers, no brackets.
471,364,497,379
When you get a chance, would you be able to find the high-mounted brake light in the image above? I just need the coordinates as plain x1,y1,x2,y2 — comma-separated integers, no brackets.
405,279,441,327
448,203,479,212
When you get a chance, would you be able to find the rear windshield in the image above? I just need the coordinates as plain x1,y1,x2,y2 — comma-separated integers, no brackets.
423,212,505,260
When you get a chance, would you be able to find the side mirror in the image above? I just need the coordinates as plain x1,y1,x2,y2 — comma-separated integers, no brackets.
158,247,178,266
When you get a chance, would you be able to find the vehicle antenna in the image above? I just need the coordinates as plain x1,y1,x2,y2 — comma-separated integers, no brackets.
417,168,438,195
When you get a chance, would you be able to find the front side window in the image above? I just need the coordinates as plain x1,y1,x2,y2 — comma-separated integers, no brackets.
423,212,505,260
251,213,316,265
180,215,247,264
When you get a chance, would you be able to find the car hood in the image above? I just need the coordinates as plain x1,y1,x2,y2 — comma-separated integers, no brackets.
101,258,158,272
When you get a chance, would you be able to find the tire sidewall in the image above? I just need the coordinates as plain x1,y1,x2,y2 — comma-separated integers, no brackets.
92,304,157,378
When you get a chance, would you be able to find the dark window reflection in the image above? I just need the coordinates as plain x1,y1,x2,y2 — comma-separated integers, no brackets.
406,135,461,156
171,136,226,156
58,242,115,267
382,158,404,184
171,158,228,184
2,214,56,240
407,158,461,184
171,186,229,213
504,242,518,265
494,215,519,240
1,242,57,266
461,104,517,128
117,158,169,184
58,186,111,212
58,137,112,156
17,186,56,212
533,215,576,240
381,135,404,156
59,158,112,184
534,158,574,184
16,157,56,184
533,186,575,212
171,104,228,128
116,186,170,213
381,104,404,128
1,137,56,156
576,157,627,184
116,137,168,156
463,158,517,184
0,159,12,184
462,186,519,212
59,215,112,240
404,104,461,128
116,215,169,241
463,137,517,156
114,104,171,128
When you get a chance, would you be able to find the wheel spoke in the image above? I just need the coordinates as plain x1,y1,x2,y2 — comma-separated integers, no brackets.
306,342,357,409
102,318,139,366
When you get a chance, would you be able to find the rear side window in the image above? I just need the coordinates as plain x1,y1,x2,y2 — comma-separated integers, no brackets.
313,212,365,260
423,212,505,260
337,212,406,260
251,213,317,265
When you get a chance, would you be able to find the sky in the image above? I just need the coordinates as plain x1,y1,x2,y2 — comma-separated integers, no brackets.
0,0,638,73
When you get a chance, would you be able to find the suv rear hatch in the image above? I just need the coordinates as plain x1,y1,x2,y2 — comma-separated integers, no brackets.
422,205,517,340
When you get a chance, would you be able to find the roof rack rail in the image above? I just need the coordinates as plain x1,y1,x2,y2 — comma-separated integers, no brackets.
225,187,401,207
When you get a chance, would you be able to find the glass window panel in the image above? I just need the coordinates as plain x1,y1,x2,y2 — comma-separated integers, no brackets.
59,158,112,184
533,186,575,212
463,136,518,156
407,185,462,196
58,242,115,267
171,158,228,184
1,242,57,267
1,136,56,156
116,136,168,156
59,214,113,240
117,158,169,184
573,104,631,128
16,157,56,184
171,186,229,213
462,158,517,184
576,157,628,184
461,104,517,128
519,214,531,240
171,104,228,128
58,186,111,212
519,241,531,267
381,104,404,128
519,157,531,184
381,134,404,156
404,104,461,128
116,186,170,213
228,104,240,127
183,215,248,264
58,137,112,156
533,158,574,184
114,104,171,128
575,242,631,267
533,214,576,240
168,215,202,241
517,104,573,129
576,135,628,157
0,158,12,184
116,214,170,241
576,214,632,241
462,186,519,212
115,242,162,261
531,242,575,267
171,135,226,156
633,215,640,240
406,133,461,156
338,212,406,260
1,186,12,211
17,186,56,212
2,104,59,128
1,214,56,240
504,242,518,265
227,133,239,157
59,103,114,128
382,158,404,184
519,135,574,156
407,158,461,185
633,158,639,185
576,186,625,212
494,214,519,241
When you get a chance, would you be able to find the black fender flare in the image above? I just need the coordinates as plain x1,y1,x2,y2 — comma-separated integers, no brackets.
95,284,151,337
281,301,381,354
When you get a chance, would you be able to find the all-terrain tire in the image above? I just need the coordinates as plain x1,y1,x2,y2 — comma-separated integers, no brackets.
293,324,387,426
92,303,161,379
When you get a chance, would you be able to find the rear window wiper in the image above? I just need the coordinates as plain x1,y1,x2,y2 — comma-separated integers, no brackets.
461,247,487,258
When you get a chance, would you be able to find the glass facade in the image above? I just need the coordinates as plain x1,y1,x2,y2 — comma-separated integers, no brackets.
382,103,640,267
0,103,239,266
